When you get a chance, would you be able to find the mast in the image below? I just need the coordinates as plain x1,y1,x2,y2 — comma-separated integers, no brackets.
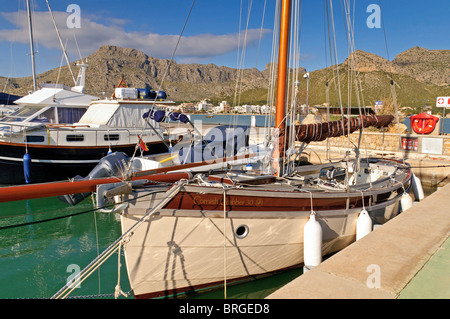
273,0,291,176
26,0,37,92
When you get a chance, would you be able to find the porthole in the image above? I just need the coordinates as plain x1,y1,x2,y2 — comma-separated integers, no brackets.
66,134,84,142
104,134,120,141
26,135,44,143
235,225,249,239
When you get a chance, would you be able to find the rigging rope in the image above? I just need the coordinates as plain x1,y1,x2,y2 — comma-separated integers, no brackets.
126,0,196,175
51,180,187,299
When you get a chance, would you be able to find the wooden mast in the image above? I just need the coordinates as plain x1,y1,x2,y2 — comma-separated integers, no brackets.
273,0,291,176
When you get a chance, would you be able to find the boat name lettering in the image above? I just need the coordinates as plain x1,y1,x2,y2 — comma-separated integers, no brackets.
192,196,263,206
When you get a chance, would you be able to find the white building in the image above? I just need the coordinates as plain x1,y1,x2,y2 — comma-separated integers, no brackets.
197,99,213,112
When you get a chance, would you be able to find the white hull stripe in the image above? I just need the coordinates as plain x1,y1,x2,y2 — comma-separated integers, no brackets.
0,155,100,164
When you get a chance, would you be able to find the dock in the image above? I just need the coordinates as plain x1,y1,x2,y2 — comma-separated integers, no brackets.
266,183,450,299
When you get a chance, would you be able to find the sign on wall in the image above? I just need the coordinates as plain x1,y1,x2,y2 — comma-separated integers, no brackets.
436,97,450,108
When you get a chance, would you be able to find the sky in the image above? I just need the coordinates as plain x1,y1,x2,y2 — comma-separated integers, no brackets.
0,0,448,82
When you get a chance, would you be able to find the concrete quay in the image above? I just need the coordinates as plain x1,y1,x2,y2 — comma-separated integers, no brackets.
266,182,450,299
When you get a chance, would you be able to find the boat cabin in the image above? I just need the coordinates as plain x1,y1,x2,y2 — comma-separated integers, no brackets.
0,86,98,135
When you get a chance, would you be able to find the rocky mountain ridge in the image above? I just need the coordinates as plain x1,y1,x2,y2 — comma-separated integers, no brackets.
1,45,448,107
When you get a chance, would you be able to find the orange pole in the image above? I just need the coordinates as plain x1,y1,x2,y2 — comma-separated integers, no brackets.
0,152,257,203
0,172,191,203
273,0,291,176
275,0,291,129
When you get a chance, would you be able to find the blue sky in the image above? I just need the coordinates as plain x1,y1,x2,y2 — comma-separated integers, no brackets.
0,0,448,81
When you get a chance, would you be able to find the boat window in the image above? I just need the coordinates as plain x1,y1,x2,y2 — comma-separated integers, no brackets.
31,107,56,123
57,107,87,124
66,134,84,142
1,106,44,122
104,134,120,141
235,225,249,239
26,135,45,143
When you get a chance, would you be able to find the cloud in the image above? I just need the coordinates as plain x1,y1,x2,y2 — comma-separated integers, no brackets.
0,10,271,62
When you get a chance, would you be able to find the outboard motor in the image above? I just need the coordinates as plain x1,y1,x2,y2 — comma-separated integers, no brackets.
58,152,130,206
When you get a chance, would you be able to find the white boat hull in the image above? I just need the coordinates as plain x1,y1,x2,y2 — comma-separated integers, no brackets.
121,204,360,298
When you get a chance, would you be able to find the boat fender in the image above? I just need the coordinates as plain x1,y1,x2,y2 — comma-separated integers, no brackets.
356,209,372,240
400,192,413,212
412,174,424,201
23,153,31,184
303,212,322,272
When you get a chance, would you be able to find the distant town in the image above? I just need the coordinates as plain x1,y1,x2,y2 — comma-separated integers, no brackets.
165,98,446,118
166,99,276,115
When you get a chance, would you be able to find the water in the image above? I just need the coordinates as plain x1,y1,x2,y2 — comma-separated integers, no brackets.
0,195,302,299
0,196,130,299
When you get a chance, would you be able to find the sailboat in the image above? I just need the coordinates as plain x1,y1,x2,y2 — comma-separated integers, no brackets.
50,0,413,299
97,1,411,299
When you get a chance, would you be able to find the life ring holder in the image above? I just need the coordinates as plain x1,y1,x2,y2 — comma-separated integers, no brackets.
410,113,439,134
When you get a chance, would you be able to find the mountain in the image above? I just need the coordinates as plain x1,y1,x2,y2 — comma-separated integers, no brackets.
302,47,449,108
1,45,449,108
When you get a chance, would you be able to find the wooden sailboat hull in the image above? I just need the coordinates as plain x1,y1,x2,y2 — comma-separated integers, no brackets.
120,160,411,298
121,211,358,299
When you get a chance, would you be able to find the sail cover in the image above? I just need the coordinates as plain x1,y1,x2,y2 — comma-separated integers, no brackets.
295,115,394,143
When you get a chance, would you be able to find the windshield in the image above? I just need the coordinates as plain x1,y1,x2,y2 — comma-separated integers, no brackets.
1,106,56,123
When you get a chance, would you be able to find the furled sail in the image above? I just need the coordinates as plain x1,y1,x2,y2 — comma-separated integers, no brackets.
295,114,394,143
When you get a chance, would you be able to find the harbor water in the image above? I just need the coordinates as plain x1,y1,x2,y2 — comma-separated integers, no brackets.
0,195,301,299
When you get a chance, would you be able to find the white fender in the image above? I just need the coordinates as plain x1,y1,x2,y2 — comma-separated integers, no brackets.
400,192,413,212
412,174,424,201
356,209,372,240
303,213,322,272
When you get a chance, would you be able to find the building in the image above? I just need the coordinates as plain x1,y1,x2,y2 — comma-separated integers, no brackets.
197,99,213,112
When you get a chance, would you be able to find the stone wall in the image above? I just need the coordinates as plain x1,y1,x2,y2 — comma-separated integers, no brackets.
309,131,450,157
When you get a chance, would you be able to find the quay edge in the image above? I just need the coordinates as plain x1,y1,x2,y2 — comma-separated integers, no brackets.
266,182,450,299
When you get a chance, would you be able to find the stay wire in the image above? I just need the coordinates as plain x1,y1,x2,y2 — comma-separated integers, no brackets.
126,0,196,174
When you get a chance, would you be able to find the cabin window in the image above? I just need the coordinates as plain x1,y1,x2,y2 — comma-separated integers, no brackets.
2,106,46,122
57,107,86,124
104,134,120,141
26,135,45,143
66,134,84,142
31,107,57,123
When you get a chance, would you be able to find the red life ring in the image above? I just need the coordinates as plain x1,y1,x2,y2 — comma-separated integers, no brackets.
410,113,439,134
